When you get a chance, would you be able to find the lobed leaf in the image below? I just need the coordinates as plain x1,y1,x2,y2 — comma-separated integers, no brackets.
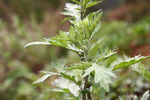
83,63,116,91
113,55,150,70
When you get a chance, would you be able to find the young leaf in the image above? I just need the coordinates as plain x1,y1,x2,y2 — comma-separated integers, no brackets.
113,55,150,70
33,72,60,84
61,3,81,20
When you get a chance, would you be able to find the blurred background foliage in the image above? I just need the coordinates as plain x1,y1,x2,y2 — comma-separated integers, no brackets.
0,0,150,100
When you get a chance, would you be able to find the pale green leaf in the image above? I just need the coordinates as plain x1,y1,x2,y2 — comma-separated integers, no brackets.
83,63,116,91
24,41,50,48
96,51,116,63
65,62,92,70
33,72,60,84
60,69,83,84
52,78,80,97
47,88,69,93
82,65,95,77
61,3,81,20
113,55,150,70
60,71,77,83
89,22,101,40
88,38,104,58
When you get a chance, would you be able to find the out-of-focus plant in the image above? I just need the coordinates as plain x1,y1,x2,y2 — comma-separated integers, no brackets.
133,90,150,100
0,0,65,22
25,0,150,100
0,15,62,100
119,90,150,100
97,16,150,53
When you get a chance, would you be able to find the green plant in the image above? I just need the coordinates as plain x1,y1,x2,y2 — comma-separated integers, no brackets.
25,0,150,100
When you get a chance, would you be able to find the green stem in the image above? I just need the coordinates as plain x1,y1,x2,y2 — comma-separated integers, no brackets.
80,0,92,100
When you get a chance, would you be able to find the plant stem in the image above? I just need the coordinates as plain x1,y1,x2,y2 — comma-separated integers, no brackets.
80,0,84,20
80,0,92,100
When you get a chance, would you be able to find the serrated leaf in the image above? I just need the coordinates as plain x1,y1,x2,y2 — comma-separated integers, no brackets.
113,55,150,70
60,71,77,83
33,72,60,84
83,63,116,91
60,69,83,84
52,78,80,97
